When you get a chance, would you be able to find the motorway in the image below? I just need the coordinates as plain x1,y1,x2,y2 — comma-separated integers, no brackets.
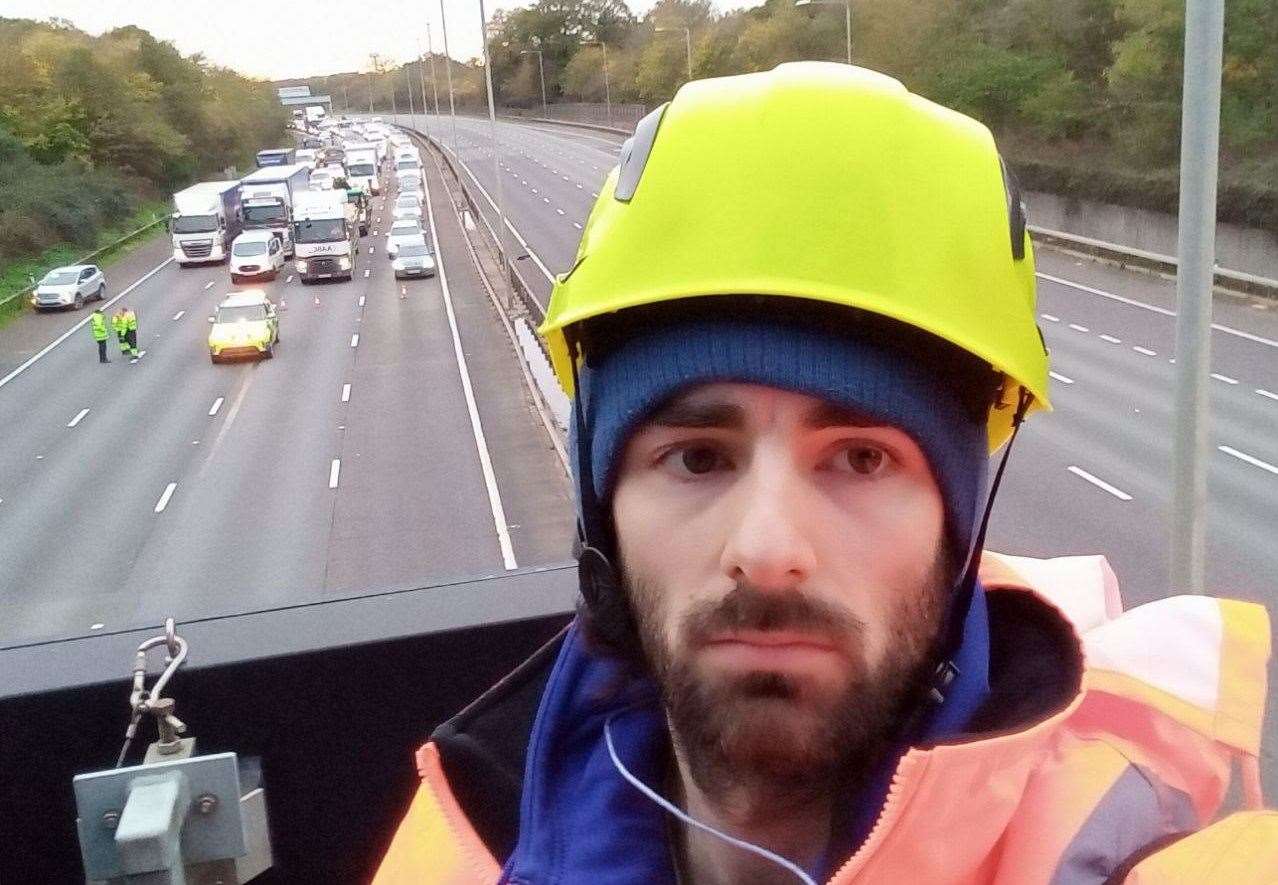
0,145,575,646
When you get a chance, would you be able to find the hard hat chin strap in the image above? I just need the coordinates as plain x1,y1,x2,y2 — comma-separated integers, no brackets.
569,336,638,652
901,386,1033,740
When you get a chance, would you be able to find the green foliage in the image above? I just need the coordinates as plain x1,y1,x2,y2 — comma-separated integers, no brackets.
0,16,286,273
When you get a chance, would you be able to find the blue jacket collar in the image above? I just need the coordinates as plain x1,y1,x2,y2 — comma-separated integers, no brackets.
501,582,991,884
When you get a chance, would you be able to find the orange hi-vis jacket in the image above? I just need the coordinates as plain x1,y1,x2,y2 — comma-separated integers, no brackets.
375,553,1276,883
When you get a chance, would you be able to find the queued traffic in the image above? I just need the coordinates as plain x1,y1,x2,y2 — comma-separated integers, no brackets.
148,114,438,364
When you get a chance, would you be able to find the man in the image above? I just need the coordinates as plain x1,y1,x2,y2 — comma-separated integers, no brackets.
112,307,130,357
376,63,1274,883
122,306,139,360
90,307,109,363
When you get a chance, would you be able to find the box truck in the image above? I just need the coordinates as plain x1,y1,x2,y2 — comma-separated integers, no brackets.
238,164,311,258
292,190,357,283
170,180,242,265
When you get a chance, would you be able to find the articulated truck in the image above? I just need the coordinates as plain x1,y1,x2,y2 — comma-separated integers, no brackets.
238,164,310,258
169,181,242,265
292,190,357,283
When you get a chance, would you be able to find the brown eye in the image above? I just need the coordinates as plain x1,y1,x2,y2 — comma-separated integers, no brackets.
840,446,887,475
680,446,722,475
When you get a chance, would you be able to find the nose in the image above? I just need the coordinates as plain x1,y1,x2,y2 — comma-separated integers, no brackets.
719,450,817,592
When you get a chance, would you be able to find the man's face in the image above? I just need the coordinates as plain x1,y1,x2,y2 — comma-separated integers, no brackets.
612,382,950,801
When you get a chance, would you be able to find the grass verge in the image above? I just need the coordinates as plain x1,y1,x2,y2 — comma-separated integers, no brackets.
0,201,170,329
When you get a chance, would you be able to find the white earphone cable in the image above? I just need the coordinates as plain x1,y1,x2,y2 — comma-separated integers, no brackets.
603,717,818,885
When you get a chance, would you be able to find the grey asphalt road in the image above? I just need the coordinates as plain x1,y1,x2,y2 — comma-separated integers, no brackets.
388,110,1278,793
0,153,575,646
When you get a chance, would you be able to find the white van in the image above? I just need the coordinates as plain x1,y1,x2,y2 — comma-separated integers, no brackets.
229,229,286,283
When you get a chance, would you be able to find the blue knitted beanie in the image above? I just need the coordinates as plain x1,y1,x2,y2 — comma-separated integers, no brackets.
573,314,991,562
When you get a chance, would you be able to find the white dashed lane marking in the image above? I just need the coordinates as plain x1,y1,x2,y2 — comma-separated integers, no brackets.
1049,371,1075,385
67,408,90,428
1041,313,1059,322
203,281,214,290
1211,373,1239,385
154,482,178,513
1067,466,1132,501
1099,334,1122,344
172,311,184,321
1219,446,1278,476
341,383,351,402
329,459,341,489
1133,346,1157,356
1069,324,1090,333
1257,389,1278,402
208,397,224,417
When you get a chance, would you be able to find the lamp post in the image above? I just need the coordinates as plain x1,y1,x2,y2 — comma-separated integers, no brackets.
367,54,379,114
794,0,852,65
520,49,548,116
416,38,430,137
579,40,611,126
425,23,441,117
406,61,416,123
477,0,512,296
654,26,693,80
438,0,459,157
1170,0,1225,596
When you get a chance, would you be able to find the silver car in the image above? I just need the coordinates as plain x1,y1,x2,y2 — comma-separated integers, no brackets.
392,240,437,279
31,264,106,311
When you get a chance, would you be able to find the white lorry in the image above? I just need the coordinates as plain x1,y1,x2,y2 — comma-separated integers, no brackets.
170,181,243,266
343,145,380,195
291,190,357,283
238,164,311,259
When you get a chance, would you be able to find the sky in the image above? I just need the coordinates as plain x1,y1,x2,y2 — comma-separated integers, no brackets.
0,0,726,81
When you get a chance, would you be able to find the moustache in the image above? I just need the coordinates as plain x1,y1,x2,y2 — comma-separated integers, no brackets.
682,582,865,649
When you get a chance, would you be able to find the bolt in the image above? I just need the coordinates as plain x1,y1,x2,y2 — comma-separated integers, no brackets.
102,810,121,830
196,794,218,815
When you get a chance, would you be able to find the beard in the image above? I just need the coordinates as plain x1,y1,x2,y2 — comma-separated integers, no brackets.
623,553,948,812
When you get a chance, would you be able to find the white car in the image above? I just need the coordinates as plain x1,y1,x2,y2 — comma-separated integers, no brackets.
391,239,437,279
385,220,425,259
310,171,336,191
398,173,425,198
295,148,319,169
31,264,106,311
392,201,423,222
229,230,285,283
395,158,422,176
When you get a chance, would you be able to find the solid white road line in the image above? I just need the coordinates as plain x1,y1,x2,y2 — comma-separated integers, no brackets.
351,334,359,348
1049,371,1075,385
437,141,554,293
1256,388,1278,402
1037,272,1278,349
1068,324,1090,333
1067,466,1133,501
1210,373,1239,385
358,295,366,307
422,149,519,570
203,281,215,290
67,408,90,428
341,383,351,402
154,482,177,513
172,310,185,321
208,397,224,417
329,459,341,489
1133,346,1157,356
1219,446,1278,476
1099,334,1122,344
1041,313,1059,322
0,258,173,393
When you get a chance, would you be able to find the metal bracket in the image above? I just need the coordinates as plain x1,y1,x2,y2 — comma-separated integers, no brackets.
75,753,248,882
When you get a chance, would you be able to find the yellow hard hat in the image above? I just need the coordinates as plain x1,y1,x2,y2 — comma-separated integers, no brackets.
539,62,1049,449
